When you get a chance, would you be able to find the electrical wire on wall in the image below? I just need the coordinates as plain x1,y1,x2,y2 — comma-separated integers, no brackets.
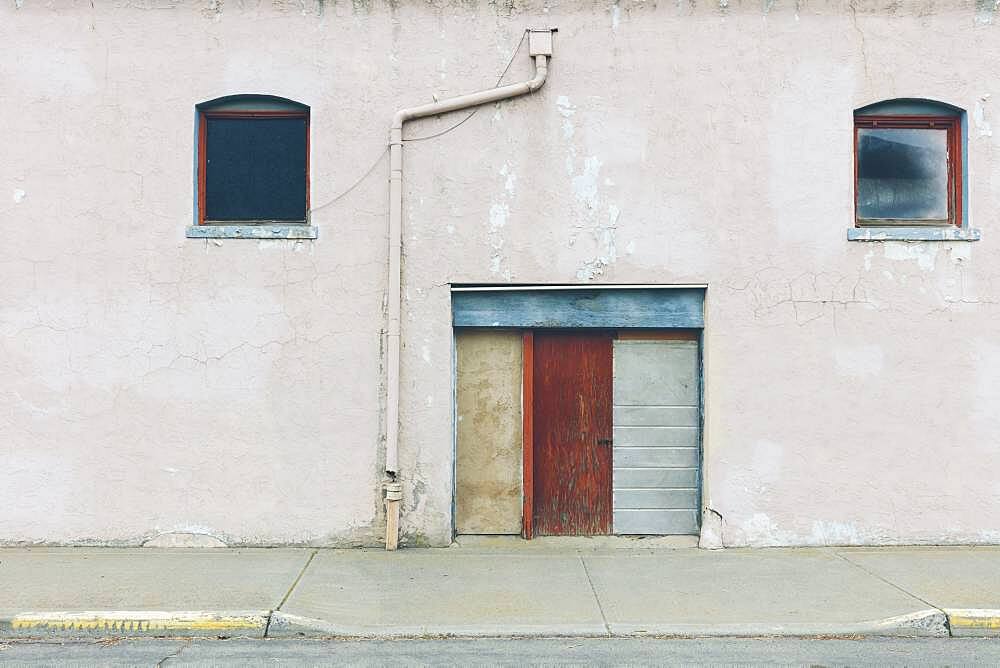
309,147,389,215
308,29,529,215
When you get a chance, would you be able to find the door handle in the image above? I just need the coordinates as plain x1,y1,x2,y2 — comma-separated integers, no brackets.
596,438,613,447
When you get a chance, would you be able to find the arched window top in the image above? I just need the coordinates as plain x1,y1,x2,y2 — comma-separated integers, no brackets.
855,98,963,117
197,94,309,113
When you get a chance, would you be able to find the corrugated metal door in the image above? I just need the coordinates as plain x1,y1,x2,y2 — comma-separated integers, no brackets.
612,338,700,534
532,331,614,536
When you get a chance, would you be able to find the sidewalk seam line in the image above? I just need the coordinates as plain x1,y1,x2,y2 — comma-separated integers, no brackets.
580,555,611,638
831,549,952,635
277,548,319,611
265,548,318,637
154,638,190,667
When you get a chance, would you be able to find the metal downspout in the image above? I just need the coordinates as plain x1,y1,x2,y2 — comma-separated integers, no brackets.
384,31,554,550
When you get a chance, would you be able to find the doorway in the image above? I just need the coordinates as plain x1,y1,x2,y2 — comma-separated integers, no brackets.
529,331,614,536
451,286,705,539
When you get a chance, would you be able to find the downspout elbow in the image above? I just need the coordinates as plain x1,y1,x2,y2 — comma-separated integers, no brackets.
527,55,548,92
391,110,409,134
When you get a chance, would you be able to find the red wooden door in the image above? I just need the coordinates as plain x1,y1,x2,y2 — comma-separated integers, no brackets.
532,331,614,536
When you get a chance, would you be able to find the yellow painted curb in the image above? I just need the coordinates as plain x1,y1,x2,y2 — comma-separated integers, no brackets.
6,611,266,635
945,609,1000,636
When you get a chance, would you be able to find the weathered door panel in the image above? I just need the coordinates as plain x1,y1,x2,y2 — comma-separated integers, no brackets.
455,330,523,534
532,331,613,536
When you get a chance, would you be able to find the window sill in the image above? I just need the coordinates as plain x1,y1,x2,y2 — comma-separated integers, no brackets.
186,224,318,240
847,226,980,242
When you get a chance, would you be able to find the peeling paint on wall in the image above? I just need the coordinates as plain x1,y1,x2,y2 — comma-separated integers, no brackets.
556,95,576,143
883,242,939,272
486,162,517,280
976,0,1000,25
810,521,862,546
740,513,798,547
974,94,993,137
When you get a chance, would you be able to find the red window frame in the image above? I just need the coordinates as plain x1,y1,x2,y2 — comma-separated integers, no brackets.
197,109,310,226
853,115,962,228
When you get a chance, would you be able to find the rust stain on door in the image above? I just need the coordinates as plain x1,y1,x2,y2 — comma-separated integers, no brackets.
532,331,613,536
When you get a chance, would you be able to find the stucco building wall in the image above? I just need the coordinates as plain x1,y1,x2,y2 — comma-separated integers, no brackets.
1,0,998,547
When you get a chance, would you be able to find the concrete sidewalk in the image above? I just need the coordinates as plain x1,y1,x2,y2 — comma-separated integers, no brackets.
1,539,998,639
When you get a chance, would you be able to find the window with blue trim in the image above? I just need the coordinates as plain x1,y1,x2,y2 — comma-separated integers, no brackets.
853,99,965,230
196,95,310,226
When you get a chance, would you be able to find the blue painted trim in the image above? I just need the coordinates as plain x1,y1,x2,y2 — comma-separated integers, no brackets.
452,288,705,329
186,225,318,239
197,94,309,112
847,227,981,242
855,98,963,117
192,109,200,227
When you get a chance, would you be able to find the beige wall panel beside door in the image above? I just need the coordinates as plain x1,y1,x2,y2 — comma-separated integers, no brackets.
455,330,524,534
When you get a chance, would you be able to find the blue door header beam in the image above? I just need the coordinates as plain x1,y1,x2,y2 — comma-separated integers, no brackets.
451,287,705,329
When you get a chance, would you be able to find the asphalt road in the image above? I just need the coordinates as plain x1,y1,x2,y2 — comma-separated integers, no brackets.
1,637,999,666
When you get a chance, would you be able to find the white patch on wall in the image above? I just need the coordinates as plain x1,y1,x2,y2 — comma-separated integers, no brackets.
557,96,622,280
949,244,972,264
810,521,862,545
484,159,519,280
979,529,1000,544
572,156,603,210
500,162,516,194
574,201,619,280
557,96,576,140
13,189,25,204
611,3,621,30
576,259,606,280
976,0,999,25
256,239,307,252
740,512,798,546
974,95,993,138
834,344,884,377
488,202,510,278
883,241,939,272
556,96,576,118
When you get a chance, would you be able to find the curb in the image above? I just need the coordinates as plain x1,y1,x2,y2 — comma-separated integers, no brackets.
266,612,611,638
602,609,950,638
0,611,268,639
944,609,1000,637
1,608,995,639
266,609,948,639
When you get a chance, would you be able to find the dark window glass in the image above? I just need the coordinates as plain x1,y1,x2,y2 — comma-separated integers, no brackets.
204,116,307,222
856,127,948,221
